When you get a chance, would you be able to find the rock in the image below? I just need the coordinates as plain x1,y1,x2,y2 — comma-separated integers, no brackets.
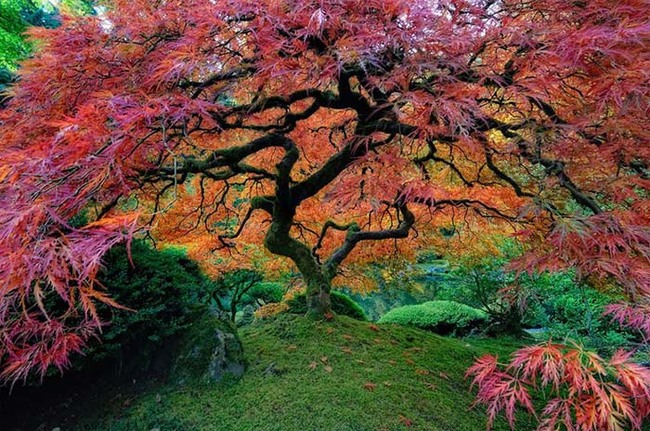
170,312,245,385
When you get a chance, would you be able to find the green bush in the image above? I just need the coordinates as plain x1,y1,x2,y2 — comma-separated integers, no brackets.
80,240,208,372
378,300,487,336
286,291,367,321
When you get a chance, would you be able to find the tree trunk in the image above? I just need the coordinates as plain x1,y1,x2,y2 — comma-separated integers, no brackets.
304,277,332,320
259,150,334,319
263,209,333,319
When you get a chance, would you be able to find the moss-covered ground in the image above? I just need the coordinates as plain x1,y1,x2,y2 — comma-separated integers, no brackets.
21,315,537,430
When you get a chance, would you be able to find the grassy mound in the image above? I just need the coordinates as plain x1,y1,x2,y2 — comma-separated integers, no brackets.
31,315,532,431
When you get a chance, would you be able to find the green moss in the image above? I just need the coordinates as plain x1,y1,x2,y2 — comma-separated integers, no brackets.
63,315,533,431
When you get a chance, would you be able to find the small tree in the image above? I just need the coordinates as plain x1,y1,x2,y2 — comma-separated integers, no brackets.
210,269,264,322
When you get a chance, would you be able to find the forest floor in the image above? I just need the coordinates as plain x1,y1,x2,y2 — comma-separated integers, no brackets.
8,315,536,431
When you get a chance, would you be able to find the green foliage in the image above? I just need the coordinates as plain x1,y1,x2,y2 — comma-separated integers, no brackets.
59,0,95,15
82,240,208,370
0,0,30,69
0,66,13,106
287,291,368,321
347,260,443,321
0,0,92,70
436,239,632,354
525,279,633,356
432,240,532,337
378,300,488,336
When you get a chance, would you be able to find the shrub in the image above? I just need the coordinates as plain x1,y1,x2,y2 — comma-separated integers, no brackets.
81,240,208,372
438,241,635,346
514,273,634,356
378,300,487,336
286,291,367,321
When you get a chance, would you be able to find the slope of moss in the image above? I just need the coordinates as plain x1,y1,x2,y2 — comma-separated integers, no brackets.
56,315,533,431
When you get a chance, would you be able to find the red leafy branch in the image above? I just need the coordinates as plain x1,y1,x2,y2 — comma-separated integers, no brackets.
467,342,650,431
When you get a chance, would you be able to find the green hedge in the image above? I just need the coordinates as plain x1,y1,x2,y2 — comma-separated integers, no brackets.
286,291,367,321
378,300,487,336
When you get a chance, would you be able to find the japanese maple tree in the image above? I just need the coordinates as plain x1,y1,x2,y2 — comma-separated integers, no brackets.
1,0,649,395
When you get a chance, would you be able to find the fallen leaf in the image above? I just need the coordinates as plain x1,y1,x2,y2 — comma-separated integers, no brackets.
320,356,328,364
326,327,335,334
424,382,437,391
438,372,450,380
405,359,415,365
383,381,392,387
399,415,413,427
324,365,333,373
342,334,354,340
415,369,430,376
388,360,397,366
341,347,352,354
363,382,376,391
286,344,297,351
368,324,380,332
309,361,318,370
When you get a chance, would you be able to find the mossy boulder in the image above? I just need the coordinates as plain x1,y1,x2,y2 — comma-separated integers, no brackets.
170,313,245,385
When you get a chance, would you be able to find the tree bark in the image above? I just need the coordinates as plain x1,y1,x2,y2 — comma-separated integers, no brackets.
261,190,333,318
303,271,333,320
264,224,333,318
